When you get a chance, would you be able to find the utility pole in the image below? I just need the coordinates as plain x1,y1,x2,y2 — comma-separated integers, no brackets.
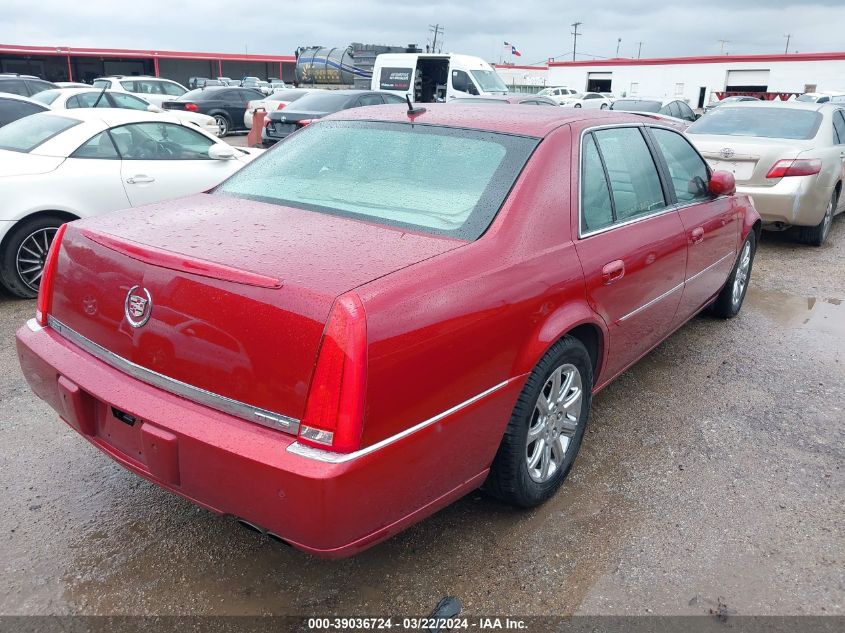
784,34,791,54
718,39,730,55
429,24,444,54
637,41,643,59
616,38,622,57
571,22,582,61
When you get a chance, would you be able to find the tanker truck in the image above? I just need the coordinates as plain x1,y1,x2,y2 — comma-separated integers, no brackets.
294,43,421,89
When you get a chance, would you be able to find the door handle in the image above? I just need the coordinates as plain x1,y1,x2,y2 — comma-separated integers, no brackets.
690,227,705,244
601,260,625,285
126,175,155,184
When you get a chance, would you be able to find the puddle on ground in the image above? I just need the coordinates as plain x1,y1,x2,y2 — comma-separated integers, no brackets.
745,288,844,337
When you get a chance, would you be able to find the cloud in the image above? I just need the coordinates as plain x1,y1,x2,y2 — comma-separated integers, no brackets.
4,0,845,64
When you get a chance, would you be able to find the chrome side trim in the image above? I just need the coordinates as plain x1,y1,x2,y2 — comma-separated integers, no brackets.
618,281,685,323
46,316,300,434
287,379,514,464
685,251,735,284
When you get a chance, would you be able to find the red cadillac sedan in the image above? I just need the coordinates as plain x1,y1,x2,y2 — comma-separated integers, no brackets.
16,105,760,558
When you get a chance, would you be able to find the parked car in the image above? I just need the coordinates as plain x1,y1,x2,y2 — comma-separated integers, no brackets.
163,86,264,137
32,88,220,137
536,86,578,103
92,76,188,107
0,92,50,127
450,94,559,106
55,82,90,89
244,88,314,129
269,81,288,92
188,77,223,89
559,92,612,109
0,74,57,97
256,81,273,95
263,89,406,146
611,97,698,123
0,109,262,297
687,101,845,245
704,95,761,113
240,77,262,89
796,91,845,104
217,77,235,86
16,106,760,558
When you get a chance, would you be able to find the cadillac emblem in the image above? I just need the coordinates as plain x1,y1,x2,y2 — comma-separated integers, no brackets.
719,147,736,159
124,285,152,328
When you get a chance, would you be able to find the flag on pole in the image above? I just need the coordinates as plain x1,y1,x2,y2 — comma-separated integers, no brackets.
504,41,522,57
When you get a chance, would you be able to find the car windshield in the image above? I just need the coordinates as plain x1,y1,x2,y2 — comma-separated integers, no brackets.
687,106,823,140
215,120,539,239
612,99,662,112
0,113,79,152
470,70,508,93
31,90,61,105
284,92,352,112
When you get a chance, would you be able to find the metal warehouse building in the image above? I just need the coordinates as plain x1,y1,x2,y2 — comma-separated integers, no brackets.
547,52,845,107
0,43,296,86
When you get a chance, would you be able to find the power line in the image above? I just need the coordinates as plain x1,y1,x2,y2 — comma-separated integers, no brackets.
784,33,791,54
428,24,444,54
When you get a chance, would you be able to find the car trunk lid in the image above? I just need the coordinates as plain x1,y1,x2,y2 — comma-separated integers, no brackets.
48,193,465,429
693,136,814,187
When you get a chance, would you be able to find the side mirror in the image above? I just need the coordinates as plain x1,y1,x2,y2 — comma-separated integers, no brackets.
147,104,163,113
208,144,236,160
709,170,736,196
694,113,702,120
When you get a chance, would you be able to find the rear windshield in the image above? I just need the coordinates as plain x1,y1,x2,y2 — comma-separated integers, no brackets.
215,120,538,239
268,89,311,102
0,113,79,152
612,99,661,113
687,106,822,140
178,88,225,101
31,90,61,105
285,92,353,111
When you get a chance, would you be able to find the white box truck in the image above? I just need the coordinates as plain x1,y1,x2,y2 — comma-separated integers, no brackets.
371,53,508,102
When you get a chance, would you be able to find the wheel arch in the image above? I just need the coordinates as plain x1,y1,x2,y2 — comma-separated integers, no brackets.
511,301,608,388
0,209,80,253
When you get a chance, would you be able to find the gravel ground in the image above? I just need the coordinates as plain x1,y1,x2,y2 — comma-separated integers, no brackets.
0,218,842,619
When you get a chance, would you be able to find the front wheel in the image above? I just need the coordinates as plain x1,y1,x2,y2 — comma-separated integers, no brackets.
213,114,230,137
486,336,592,507
0,215,65,299
600,103,608,109
574,103,582,108
710,232,756,318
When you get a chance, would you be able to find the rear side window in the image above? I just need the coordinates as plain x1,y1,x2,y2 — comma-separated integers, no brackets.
160,82,186,96
66,92,111,109
650,128,710,203
0,99,45,126
0,79,27,96
356,94,384,106
25,80,55,96
112,122,214,160
687,107,823,140
71,130,120,159
592,127,666,222
0,113,79,152
832,111,845,145
216,120,539,240
580,134,614,233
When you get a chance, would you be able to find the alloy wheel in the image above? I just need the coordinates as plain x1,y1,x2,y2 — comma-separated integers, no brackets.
215,115,229,137
16,226,58,293
526,364,583,483
821,199,833,243
732,239,752,307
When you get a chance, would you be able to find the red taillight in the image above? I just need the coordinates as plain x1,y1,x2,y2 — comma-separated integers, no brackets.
276,102,287,110
766,159,822,179
298,119,314,127
35,223,67,327
184,103,199,112
299,292,367,453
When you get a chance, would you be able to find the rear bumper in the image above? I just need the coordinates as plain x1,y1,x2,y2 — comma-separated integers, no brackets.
737,175,831,227
16,319,519,558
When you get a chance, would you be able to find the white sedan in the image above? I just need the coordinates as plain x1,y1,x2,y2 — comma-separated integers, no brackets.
0,109,262,297
559,92,612,109
32,88,221,137
244,88,314,129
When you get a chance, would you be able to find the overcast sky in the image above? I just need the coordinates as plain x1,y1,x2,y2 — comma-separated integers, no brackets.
5,0,845,64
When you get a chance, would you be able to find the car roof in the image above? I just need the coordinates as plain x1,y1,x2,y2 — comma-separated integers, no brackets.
33,107,181,126
720,100,831,112
0,91,46,105
325,103,661,137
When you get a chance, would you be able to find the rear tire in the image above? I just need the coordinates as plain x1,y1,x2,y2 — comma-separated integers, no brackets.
0,215,66,299
213,114,231,137
600,103,608,110
486,336,592,507
798,193,835,246
711,232,756,318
